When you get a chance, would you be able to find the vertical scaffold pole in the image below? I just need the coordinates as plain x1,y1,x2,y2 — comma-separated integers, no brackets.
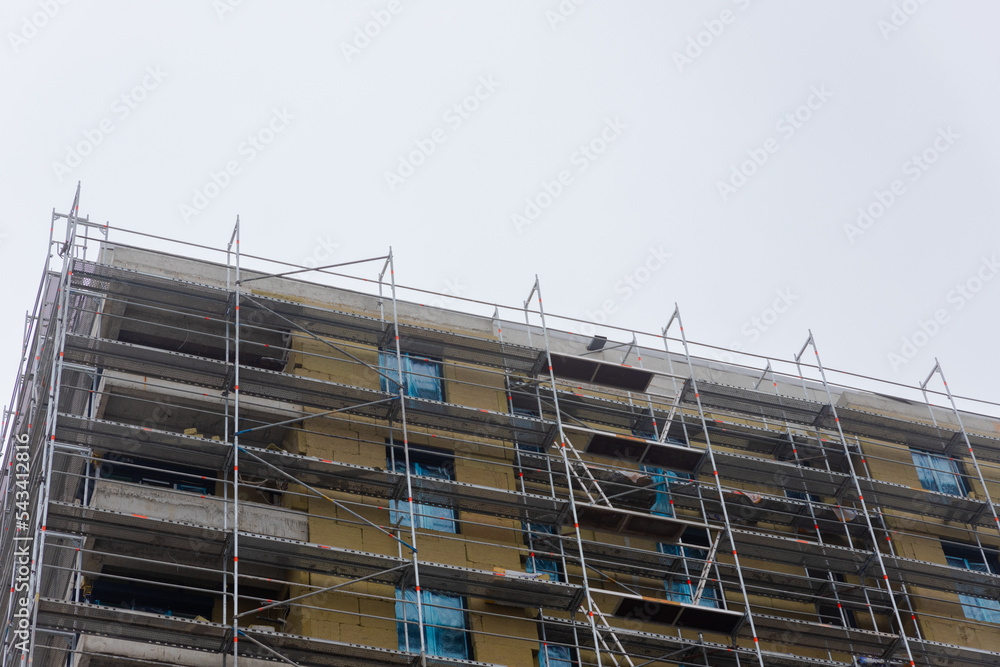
1,207,57,667
527,276,609,667
798,331,916,666
663,305,764,667
27,184,81,666
756,363,855,629
230,217,241,666
921,359,1000,543
222,219,237,666
386,249,428,666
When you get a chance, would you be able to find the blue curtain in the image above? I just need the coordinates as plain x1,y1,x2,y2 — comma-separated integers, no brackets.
395,588,468,658
540,643,573,667
657,528,719,608
642,466,691,518
911,451,964,496
380,351,443,401
664,577,720,608
389,458,456,533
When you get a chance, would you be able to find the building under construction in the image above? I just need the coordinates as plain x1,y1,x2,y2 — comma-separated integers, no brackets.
4,192,1000,667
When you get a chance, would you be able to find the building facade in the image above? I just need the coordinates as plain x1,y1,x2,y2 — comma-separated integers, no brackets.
3,202,1000,666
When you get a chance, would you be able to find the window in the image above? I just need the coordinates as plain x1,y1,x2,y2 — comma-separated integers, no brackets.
641,465,691,518
396,588,469,659
657,528,720,608
379,350,444,401
388,446,456,533
513,406,547,473
523,523,562,582
661,576,721,608
807,568,857,628
98,454,215,496
527,554,562,582
785,489,821,503
942,542,1000,623
90,576,214,620
911,450,967,496
539,643,574,667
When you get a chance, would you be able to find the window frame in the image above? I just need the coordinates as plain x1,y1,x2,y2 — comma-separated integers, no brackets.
941,541,1000,624
785,489,821,503
910,449,968,496
98,454,216,497
90,576,214,620
387,444,458,533
395,587,470,659
522,522,563,582
379,349,445,402
539,642,576,667
806,568,858,628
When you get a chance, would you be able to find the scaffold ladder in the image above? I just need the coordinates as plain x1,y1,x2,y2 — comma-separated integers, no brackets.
663,304,765,667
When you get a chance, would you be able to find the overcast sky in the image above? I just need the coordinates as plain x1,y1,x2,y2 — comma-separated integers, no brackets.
3,1,998,419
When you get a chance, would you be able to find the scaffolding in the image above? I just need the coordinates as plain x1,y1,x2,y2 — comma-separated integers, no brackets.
3,194,1000,667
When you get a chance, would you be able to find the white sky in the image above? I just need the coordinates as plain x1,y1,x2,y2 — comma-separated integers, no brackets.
3,1,999,419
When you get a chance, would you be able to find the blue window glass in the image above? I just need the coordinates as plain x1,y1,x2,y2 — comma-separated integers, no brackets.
522,523,562,582
540,643,573,667
380,351,444,401
389,450,456,533
943,543,1000,623
911,450,966,496
396,588,469,659
785,489,820,502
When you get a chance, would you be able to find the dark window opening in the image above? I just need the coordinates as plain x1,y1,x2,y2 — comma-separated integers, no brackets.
98,453,216,497
942,541,1000,623
117,321,290,372
89,576,213,620
387,444,456,533
807,569,857,628
512,406,551,478
786,489,821,503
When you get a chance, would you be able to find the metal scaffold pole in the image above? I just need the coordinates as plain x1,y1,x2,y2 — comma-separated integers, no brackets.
662,305,764,667
19,197,1000,666
921,359,1000,543
526,276,617,667
27,184,81,665
222,221,233,667
798,330,917,667
385,249,428,667
755,363,858,631
230,216,241,667
0,205,58,667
